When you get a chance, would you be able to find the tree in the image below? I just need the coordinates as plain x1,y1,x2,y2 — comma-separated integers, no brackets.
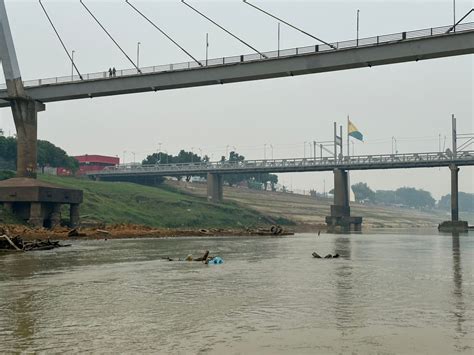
351,182,375,202
37,140,79,172
0,137,78,172
438,192,474,212
395,187,435,209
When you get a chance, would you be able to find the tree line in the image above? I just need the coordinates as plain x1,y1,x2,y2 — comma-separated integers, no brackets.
351,182,474,211
143,150,278,190
0,136,78,172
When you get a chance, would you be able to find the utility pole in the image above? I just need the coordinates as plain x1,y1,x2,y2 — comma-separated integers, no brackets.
333,122,337,161
452,114,457,157
347,115,350,157
340,125,343,160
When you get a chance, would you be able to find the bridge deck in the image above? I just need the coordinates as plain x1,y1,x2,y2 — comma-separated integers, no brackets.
0,22,473,107
88,151,474,178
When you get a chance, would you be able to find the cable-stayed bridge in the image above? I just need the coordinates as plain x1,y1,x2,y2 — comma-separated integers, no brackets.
0,21,473,107
0,1,473,230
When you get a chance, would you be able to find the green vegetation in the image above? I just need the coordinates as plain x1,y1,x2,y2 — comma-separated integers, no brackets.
0,170,15,181
143,150,278,189
0,136,78,172
0,206,24,225
38,174,280,228
352,182,436,209
438,192,474,212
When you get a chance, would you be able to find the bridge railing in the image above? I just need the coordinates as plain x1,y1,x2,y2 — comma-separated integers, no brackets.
1,22,472,91
90,150,474,175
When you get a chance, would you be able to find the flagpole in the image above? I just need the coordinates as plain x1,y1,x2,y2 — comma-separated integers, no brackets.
347,115,350,157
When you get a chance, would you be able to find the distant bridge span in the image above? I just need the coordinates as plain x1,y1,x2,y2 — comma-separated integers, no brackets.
88,150,474,179
0,22,473,108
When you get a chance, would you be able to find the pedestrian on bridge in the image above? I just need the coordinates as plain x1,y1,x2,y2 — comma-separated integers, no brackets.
112,67,116,77
108,68,112,77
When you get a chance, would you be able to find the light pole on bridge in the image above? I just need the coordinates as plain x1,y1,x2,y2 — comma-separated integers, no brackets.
356,9,360,46
71,50,75,80
137,42,141,71
205,33,209,66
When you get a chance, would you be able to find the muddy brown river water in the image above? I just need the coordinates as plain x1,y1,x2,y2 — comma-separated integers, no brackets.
0,231,473,354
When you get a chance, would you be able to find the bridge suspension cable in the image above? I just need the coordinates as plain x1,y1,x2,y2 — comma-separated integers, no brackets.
38,0,83,80
79,0,141,73
242,0,337,50
125,0,203,67
446,8,474,33
181,0,268,59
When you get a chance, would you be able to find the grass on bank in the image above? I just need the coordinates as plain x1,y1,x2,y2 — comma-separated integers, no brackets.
38,174,284,229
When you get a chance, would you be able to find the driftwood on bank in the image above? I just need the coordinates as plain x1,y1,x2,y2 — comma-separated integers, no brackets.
254,225,290,236
0,235,70,252
0,235,22,251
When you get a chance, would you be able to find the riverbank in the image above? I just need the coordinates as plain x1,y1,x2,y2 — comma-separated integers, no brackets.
167,180,458,228
0,174,293,229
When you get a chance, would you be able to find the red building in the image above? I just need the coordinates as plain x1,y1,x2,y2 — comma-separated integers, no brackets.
74,155,120,175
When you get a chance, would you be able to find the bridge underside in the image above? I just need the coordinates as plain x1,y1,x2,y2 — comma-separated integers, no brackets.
0,30,473,107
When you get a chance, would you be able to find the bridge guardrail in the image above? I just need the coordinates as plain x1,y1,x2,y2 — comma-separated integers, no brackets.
89,150,474,175
1,22,472,91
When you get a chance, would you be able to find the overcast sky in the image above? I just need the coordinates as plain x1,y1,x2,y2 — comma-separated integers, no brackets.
0,0,473,199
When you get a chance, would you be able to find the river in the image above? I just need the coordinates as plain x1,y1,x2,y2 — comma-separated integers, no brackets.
0,231,473,354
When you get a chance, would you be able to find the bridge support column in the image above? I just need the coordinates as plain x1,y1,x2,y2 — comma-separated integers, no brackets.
438,164,468,232
450,164,459,222
325,169,362,232
11,99,45,178
207,173,223,203
70,203,80,228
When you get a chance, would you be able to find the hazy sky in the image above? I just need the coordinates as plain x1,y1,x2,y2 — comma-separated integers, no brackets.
0,0,473,199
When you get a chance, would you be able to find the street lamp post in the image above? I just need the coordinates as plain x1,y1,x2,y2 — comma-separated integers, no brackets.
264,144,267,160
391,136,398,154
277,22,280,57
137,41,141,71
71,50,75,80
205,33,209,66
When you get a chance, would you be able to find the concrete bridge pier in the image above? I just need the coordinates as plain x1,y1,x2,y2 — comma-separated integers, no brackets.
450,164,459,222
438,164,468,232
11,99,44,178
325,169,362,232
207,173,223,203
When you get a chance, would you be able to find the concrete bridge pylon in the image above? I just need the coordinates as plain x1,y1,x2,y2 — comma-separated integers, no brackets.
0,0,82,227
